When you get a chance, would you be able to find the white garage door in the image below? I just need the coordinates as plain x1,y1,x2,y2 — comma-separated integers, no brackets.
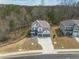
73,32,78,37
77,32,79,37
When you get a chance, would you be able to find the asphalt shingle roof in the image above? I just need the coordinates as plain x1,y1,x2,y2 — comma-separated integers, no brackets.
60,20,79,26
32,20,50,30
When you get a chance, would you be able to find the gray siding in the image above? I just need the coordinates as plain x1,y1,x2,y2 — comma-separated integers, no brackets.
73,25,79,37
60,20,79,37
31,20,50,37
60,23,66,35
60,23,74,36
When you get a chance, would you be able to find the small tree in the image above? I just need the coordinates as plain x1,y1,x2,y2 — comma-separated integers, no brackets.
9,20,16,31
47,10,54,24
9,20,18,38
53,11,63,24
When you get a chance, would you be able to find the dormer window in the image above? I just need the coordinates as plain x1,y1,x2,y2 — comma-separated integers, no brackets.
43,29,50,34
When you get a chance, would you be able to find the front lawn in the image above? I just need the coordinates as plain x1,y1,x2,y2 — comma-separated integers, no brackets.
51,26,79,49
0,38,42,54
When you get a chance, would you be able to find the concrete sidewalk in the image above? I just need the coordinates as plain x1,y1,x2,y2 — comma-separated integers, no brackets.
55,49,79,54
0,50,43,58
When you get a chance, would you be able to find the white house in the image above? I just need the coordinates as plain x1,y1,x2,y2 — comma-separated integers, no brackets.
31,20,50,37
60,20,79,37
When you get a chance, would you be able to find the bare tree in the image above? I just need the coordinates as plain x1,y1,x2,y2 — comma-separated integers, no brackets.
60,0,75,6
59,0,78,19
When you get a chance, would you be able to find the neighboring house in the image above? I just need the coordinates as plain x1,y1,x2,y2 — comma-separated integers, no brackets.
60,20,79,37
31,20,50,37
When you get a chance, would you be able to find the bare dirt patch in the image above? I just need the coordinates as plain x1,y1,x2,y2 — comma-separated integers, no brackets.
0,38,42,54
51,26,79,49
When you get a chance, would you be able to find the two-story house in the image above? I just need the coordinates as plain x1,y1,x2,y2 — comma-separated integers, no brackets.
31,20,50,38
60,20,79,37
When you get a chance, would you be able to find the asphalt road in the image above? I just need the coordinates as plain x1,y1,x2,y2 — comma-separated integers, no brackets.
4,54,79,59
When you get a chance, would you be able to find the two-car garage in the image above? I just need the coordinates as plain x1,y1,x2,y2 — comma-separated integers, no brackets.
38,33,50,37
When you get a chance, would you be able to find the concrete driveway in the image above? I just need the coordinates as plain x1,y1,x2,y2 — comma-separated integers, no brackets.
38,37,55,54
75,37,79,42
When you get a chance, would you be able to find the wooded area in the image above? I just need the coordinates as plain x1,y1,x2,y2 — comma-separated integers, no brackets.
0,0,79,42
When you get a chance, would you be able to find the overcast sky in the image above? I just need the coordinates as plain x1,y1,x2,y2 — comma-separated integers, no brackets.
0,0,60,6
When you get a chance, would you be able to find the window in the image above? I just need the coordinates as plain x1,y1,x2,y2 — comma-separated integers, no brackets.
43,30,50,34
66,26,73,31
38,27,43,32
